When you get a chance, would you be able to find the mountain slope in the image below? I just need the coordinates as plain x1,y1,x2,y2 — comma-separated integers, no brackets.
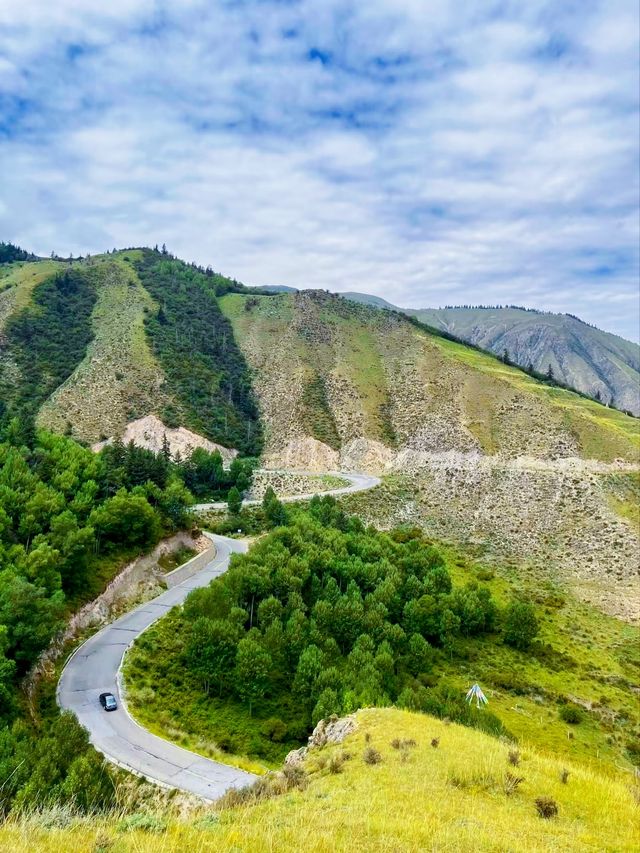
219,289,638,468
1,248,637,616
0,250,262,454
342,295,640,416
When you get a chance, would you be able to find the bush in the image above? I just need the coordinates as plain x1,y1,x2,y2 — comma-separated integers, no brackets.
559,704,583,725
363,746,382,765
535,797,558,819
261,718,288,743
117,814,167,834
503,599,539,651
328,754,344,774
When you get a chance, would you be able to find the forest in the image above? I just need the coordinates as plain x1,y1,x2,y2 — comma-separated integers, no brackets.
0,242,37,264
127,495,539,763
136,250,263,455
0,268,97,419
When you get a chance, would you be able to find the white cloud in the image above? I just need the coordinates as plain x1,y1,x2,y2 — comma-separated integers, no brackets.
0,0,638,340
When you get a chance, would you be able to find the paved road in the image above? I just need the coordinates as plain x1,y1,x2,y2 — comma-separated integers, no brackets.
58,471,380,801
192,470,381,512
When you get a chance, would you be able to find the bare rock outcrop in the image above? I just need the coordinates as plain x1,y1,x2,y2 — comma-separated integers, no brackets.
340,438,395,473
285,715,357,767
92,414,237,466
264,437,339,472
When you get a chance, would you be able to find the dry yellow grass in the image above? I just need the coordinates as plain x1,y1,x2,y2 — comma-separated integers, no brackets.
1,708,637,852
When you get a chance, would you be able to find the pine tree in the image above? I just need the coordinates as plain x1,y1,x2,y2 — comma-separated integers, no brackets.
161,432,172,463
227,486,242,515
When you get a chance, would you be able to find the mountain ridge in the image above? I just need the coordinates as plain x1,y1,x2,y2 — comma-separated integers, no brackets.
340,293,640,416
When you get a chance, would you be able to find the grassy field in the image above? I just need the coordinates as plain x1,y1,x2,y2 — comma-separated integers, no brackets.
1,707,637,852
0,260,62,326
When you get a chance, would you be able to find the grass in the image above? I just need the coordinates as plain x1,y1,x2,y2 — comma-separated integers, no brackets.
123,510,639,776
122,609,291,774
602,470,640,527
325,309,397,445
436,541,640,772
0,260,62,324
0,708,637,852
426,331,639,461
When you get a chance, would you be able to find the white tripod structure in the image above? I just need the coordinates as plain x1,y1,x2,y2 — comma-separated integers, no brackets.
465,683,488,709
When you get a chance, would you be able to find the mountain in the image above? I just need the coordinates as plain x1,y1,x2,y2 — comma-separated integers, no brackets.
256,284,299,293
1,247,638,618
219,288,637,468
0,249,262,455
340,294,640,416
341,291,397,310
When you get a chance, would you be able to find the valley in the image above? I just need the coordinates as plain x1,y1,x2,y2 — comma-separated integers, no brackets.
0,246,637,852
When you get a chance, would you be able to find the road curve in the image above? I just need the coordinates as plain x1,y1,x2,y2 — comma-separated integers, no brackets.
58,471,380,801
192,470,381,512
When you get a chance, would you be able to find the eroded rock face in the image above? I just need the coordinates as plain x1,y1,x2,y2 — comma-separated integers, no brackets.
92,414,237,466
263,437,339,472
340,438,395,473
356,454,640,623
284,715,357,767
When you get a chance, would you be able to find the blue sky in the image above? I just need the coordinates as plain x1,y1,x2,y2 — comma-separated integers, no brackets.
0,1,638,340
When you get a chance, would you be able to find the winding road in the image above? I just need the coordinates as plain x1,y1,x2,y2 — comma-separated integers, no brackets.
57,471,380,801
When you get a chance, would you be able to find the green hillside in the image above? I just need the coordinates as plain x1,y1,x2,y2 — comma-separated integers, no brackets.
0,249,262,454
220,289,638,465
342,294,640,417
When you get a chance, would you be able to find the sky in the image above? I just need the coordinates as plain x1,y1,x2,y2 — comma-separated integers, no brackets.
0,1,638,341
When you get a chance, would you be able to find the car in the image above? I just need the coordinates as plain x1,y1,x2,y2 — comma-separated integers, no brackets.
99,691,118,711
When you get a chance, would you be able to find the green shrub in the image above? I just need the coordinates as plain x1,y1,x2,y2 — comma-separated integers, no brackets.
559,704,583,725
503,599,539,650
117,814,167,834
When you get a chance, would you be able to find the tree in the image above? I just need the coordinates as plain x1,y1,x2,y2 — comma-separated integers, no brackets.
234,637,271,714
312,688,341,726
546,363,555,382
439,608,460,657
227,486,242,515
503,599,539,651
186,617,238,695
262,486,288,527
406,633,433,676
292,644,324,701
89,490,161,551
502,348,510,365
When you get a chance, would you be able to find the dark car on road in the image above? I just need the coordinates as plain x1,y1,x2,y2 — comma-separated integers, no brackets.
99,691,118,711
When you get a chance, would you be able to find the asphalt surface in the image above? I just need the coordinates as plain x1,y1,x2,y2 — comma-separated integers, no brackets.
192,470,381,511
58,471,380,800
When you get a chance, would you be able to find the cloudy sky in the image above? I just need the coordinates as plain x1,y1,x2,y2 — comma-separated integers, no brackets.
0,1,638,340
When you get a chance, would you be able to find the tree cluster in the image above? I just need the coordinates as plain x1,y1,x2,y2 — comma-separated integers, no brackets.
0,242,37,265
179,497,517,741
0,269,97,420
101,437,255,511
136,251,263,455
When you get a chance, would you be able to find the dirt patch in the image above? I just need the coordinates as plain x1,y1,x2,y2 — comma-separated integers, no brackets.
93,414,237,465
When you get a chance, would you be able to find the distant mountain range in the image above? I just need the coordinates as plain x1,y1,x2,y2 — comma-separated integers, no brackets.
336,293,640,416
